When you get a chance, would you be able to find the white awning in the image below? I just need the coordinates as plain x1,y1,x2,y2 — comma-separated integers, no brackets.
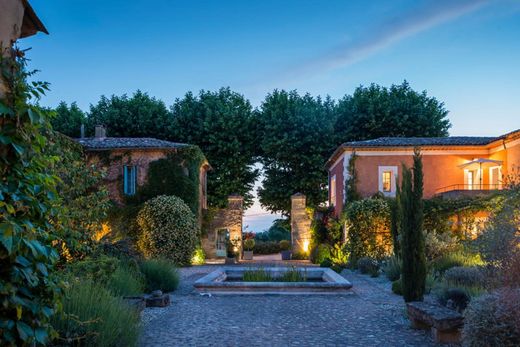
458,158,503,170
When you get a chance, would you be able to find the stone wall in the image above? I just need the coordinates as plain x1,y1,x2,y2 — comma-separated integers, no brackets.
202,195,243,259
290,193,312,254
87,148,172,205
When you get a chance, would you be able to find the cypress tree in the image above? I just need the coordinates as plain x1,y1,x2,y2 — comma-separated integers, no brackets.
399,148,426,302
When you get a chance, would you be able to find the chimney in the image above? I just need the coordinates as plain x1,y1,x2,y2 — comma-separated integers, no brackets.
80,124,85,138
94,125,106,139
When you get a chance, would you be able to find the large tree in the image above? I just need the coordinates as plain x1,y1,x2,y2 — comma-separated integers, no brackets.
51,101,86,137
257,90,337,215
334,81,451,142
86,90,171,138
169,88,258,208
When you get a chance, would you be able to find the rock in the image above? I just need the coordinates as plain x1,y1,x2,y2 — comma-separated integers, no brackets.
152,290,163,297
146,293,170,307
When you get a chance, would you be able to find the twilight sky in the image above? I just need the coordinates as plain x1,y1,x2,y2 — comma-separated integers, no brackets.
22,0,520,232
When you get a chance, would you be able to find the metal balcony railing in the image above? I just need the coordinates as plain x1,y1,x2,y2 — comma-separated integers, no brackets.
435,184,502,195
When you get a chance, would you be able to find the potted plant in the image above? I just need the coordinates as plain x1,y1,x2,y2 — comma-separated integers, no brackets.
279,240,292,260
243,239,255,260
225,236,241,264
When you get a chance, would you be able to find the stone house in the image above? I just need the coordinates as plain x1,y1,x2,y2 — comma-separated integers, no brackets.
76,126,210,218
326,129,520,218
75,126,247,259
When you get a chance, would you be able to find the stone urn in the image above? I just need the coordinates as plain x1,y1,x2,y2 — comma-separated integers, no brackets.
243,251,253,260
281,250,292,260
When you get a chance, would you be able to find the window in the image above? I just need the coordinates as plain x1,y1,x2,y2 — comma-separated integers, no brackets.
378,166,398,197
467,170,474,190
123,165,137,196
489,166,502,190
382,171,392,192
330,175,337,206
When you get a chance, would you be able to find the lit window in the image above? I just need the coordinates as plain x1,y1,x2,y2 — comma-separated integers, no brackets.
330,175,337,206
382,171,392,192
123,165,137,195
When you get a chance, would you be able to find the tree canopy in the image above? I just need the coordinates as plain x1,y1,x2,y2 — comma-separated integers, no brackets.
169,88,259,208
256,90,337,215
334,81,451,142
87,90,171,139
51,101,86,137
50,81,452,213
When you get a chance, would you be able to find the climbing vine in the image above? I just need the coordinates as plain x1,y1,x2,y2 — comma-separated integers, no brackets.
130,146,205,214
0,51,62,345
344,152,360,204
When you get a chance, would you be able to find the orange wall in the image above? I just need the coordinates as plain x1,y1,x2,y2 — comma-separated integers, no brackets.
355,153,493,199
506,142,520,176
329,156,344,216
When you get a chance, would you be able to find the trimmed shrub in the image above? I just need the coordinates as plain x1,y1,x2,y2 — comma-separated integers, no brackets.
392,279,403,295
140,258,180,292
292,252,309,260
436,287,471,312
311,243,331,264
357,257,380,277
383,256,401,281
424,230,461,262
329,243,349,267
279,240,291,251
462,290,520,346
52,279,140,347
191,246,206,265
320,258,333,268
443,266,485,288
431,251,484,274
244,239,255,251
253,241,281,254
343,198,392,264
137,195,199,265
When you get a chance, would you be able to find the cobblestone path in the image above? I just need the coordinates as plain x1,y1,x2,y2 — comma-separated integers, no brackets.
140,265,438,347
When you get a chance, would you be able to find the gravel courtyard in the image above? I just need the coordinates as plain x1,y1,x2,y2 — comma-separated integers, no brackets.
140,265,437,347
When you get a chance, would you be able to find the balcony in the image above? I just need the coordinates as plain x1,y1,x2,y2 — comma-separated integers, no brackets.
435,184,501,199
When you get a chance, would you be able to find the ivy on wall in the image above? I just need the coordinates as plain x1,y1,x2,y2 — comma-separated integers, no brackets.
130,146,205,215
106,146,206,242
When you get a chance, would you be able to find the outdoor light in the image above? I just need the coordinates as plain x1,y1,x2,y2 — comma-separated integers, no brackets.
303,240,309,253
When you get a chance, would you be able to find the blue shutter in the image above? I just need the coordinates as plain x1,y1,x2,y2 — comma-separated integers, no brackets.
131,166,137,195
123,166,128,195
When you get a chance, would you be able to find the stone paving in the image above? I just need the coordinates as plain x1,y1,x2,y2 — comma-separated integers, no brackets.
140,265,439,347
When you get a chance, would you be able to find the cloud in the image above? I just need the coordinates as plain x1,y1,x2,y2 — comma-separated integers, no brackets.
286,0,492,80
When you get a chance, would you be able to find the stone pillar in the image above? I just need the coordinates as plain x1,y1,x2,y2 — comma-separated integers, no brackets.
290,193,312,254
202,194,244,259
227,195,244,254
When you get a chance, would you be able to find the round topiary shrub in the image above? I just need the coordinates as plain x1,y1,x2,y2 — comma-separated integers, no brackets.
137,195,199,265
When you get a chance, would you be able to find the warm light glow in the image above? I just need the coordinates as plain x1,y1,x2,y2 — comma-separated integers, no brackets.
303,240,309,253
92,223,111,242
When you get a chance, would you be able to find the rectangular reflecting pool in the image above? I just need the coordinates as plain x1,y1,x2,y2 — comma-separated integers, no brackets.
193,267,352,295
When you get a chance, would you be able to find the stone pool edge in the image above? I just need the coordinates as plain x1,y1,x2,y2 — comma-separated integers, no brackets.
193,267,353,295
